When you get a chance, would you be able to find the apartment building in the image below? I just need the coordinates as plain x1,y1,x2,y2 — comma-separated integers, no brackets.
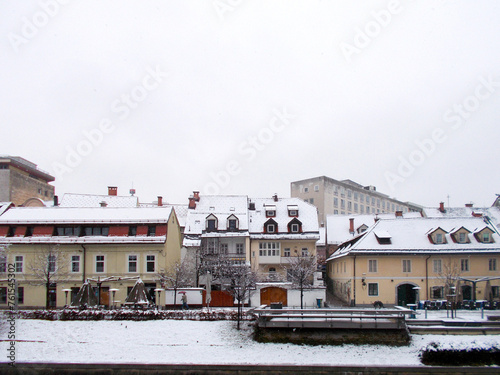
291,176,421,226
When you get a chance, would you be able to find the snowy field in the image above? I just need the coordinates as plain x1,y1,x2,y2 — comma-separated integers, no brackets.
1,309,499,366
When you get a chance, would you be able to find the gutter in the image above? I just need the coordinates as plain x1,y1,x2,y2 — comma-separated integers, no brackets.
81,244,87,283
425,254,431,300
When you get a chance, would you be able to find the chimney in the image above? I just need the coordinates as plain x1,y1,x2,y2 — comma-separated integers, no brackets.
108,186,118,196
374,215,380,223
273,194,278,202
249,202,256,210
472,211,483,218
100,201,108,207
193,191,200,202
465,203,473,208
349,218,355,234
395,211,403,217
157,196,163,207
439,202,445,213
53,195,59,207
188,197,196,209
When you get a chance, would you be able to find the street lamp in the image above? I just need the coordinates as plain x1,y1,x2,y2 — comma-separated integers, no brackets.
154,288,164,309
109,288,119,308
62,289,72,307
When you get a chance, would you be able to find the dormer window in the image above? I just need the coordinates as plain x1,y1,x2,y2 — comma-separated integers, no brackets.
374,230,391,245
227,214,239,231
265,205,276,218
206,214,218,232
436,233,444,244
484,233,491,243
287,205,299,217
428,227,448,244
287,218,302,233
264,219,278,234
475,227,495,243
451,227,471,243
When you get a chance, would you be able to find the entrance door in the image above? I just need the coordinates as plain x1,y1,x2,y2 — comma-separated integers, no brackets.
260,287,287,307
397,284,416,306
100,287,110,306
48,283,57,308
461,285,472,300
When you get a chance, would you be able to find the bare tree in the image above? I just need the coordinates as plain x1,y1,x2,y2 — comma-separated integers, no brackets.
437,258,462,299
225,263,257,330
28,244,71,309
157,254,195,307
286,253,317,309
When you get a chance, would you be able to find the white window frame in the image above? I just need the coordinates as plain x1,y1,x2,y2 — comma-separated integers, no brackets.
433,259,442,273
15,255,23,273
236,243,244,255
368,283,378,296
402,259,411,273
48,255,56,273
128,254,138,273
146,255,156,273
301,248,308,257
290,223,300,233
267,223,276,233
459,232,466,243
368,259,378,273
284,248,291,257
220,243,228,255
95,255,105,273
71,255,80,273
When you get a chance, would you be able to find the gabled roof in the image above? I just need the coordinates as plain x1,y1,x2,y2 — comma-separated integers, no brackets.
328,217,500,261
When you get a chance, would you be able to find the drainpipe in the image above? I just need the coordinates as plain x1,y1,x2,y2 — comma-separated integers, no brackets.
425,255,431,300
352,255,356,307
81,245,87,283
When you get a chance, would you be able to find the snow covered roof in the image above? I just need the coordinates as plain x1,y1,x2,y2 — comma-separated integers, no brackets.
248,197,319,238
0,202,13,216
328,217,500,261
0,206,173,224
59,193,139,208
184,195,249,235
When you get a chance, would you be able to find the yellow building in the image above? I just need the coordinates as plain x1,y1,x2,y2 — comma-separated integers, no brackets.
327,216,500,307
0,205,182,308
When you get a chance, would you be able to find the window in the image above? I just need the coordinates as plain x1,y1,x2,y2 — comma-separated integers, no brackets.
146,255,155,272
459,232,466,243
402,259,411,273
347,202,352,210
15,256,23,273
493,286,500,298
483,232,491,243
360,205,364,213
436,233,444,244
347,190,352,198
236,243,244,255
284,248,291,257
433,259,442,273
368,259,377,273
267,223,275,233
309,198,314,204
96,255,104,273
128,226,137,236
314,185,319,192
334,210,338,214
71,256,80,273
147,225,156,236
259,242,280,256
289,210,298,216
354,203,358,212
354,192,358,201
341,199,345,208
84,226,109,236
334,198,338,207
0,254,6,273
301,248,308,257
304,187,308,193
431,286,444,299
17,287,24,304
461,259,469,272
220,243,228,254
366,207,370,214
128,255,138,273
0,287,6,304
489,258,497,271
228,219,238,231
368,283,378,296
207,219,217,232
48,255,56,273
371,197,375,205
290,224,299,233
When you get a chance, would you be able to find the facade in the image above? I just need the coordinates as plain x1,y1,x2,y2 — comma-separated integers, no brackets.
291,176,421,226
0,205,182,309
0,156,55,206
326,216,500,307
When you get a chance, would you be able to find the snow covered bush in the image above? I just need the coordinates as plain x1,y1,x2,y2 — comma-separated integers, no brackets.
420,340,500,366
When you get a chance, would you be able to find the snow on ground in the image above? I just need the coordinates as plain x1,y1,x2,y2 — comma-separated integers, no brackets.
1,309,499,366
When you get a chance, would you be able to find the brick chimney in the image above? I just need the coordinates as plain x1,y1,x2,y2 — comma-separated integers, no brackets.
188,197,196,209
439,202,445,213
395,211,403,217
273,194,278,202
53,195,59,207
465,203,473,208
157,196,163,207
193,191,200,202
108,186,118,196
100,201,108,207
349,218,355,234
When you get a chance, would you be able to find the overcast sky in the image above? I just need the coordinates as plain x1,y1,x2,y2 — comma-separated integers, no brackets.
1,1,499,208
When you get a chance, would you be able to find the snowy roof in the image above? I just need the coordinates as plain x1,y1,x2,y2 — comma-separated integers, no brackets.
325,212,421,245
59,193,139,208
248,197,319,238
328,216,500,261
0,202,13,216
0,236,166,245
0,206,173,224
184,195,249,235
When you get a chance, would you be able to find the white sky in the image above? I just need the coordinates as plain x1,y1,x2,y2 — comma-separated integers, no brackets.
1,1,499,207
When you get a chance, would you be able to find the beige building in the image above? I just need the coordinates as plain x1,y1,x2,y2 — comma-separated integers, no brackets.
0,205,182,308
291,176,421,226
0,156,55,207
327,216,500,307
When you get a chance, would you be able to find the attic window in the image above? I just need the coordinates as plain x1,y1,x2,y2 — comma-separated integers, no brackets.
483,233,491,243
287,218,302,233
227,214,239,231
264,219,278,234
206,214,218,232
374,230,391,245
436,233,444,244
265,205,276,218
287,205,299,217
